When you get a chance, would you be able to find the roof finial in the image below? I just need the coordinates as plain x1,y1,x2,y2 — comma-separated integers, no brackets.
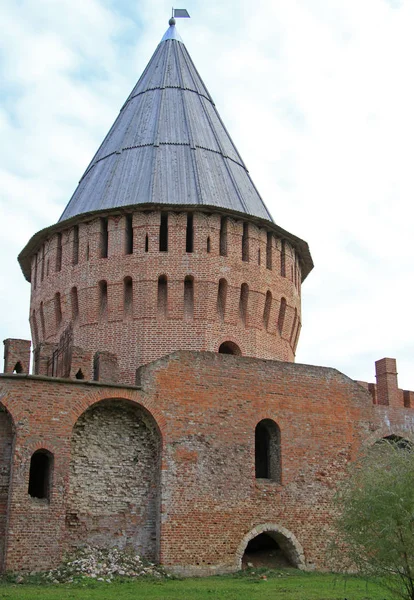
169,17,176,26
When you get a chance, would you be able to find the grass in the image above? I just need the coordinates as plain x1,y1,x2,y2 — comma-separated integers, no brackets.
0,569,392,600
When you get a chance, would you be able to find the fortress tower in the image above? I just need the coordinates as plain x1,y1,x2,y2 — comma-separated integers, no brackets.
18,19,312,384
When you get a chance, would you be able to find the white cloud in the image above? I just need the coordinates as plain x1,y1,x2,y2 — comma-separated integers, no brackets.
1,0,413,390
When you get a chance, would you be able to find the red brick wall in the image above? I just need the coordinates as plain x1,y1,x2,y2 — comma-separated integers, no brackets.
0,405,13,571
1,352,413,574
29,210,302,383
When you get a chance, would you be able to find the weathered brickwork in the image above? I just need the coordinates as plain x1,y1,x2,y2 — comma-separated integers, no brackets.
26,210,303,383
0,407,13,571
0,352,413,574
67,400,160,559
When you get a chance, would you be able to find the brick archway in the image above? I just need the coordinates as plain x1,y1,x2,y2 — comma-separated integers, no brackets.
235,523,306,570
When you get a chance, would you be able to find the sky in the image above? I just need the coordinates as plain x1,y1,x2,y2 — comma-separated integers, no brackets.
1,0,413,389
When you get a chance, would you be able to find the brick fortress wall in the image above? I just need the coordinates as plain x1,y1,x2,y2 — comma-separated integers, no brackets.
28,209,303,384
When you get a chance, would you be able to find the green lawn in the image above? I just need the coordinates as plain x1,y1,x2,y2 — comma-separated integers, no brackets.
0,570,391,600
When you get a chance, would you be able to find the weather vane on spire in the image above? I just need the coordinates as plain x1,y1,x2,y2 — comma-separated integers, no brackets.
169,8,190,25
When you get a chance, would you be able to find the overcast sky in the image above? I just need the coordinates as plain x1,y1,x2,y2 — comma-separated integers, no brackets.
1,0,413,389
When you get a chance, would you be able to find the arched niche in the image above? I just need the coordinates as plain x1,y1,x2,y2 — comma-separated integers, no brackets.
67,399,161,561
236,524,306,571
218,341,241,356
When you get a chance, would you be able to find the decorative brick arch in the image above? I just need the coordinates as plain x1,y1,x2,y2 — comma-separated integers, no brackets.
235,523,306,570
363,426,414,449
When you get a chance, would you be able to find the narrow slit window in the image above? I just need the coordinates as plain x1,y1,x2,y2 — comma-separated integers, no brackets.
184,276,194,320
258,249,261,265
13,361,23,374
242,222,249,262
40,302,46,338
186,213,194,253
239,283,249,326
100,218,108,258
71,287,79,321
145,234,149,252
86,243,90,261
219,217,228,257
125,215,133,255
263,291,272,330
99,280,108,319
266,232,272,270
278,297,287,334
207,237,211,253
28,450,53,500
290,308,298,343
159,213,168,252
56,233,62,272
157,275,168,317
32,310,39,345
217,278,227,321
73,225,79,265
281,240,286,277
55,292,62,327
124,276,133,317
33,254,38,289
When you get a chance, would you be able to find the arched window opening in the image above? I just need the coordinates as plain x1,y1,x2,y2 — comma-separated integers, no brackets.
266,232,272,270
40,302,46,338
186,213,194,253
71,287,79,321
75,369,85,380
100,218,108,258
207,236,211,253
145,234,149,253
219,217,228,257
99,280,108,320
281,240,286,277
242,532,295,569
263,291,272,330
124,277,133,317
278,297,287,334
125,214,133,255
28,450,53,500
55,293,62,327
184,276,194,320
242,222,249,262
381,435,412,450
290,308,298,343
13,362,23,374
41,245,45,281
218,341,241,355
73,225,79,265
56,233,62,272
255,419,281,482
217,278,227,321
239,283,249,326
159,213,168,252
157,275,168,317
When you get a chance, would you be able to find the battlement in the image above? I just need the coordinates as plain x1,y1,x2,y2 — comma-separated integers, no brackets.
356,357,414,409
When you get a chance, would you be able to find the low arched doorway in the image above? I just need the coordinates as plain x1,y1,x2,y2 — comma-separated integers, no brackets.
67,399,161,561
0,404,13,572
236,524,306,570
218,341,241,355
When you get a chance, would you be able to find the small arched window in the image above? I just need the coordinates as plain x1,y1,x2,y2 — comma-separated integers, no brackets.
217,278,228,321
218,341,241,355
255,419,281,483
13,362,23,374
184,276,194,320
124,277,133,317
158,275,168,317
71,287,79,321
278,297,287,334
28,450,53,500
98,281,108,320
263,291,272,330
54,293,62,327
239,283,249,326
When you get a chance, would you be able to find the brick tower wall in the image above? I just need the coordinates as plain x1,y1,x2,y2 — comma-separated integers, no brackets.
29,210,303,384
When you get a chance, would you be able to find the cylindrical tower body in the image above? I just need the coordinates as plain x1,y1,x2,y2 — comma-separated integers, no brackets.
28,208,303,384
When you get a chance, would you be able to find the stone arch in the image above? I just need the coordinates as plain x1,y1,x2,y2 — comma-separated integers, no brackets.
0,403,14,572
67,398,161,561
218,341,242,355
235,523,306,571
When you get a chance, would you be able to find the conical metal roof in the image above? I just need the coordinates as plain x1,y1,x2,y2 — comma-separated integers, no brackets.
59,22,274,223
